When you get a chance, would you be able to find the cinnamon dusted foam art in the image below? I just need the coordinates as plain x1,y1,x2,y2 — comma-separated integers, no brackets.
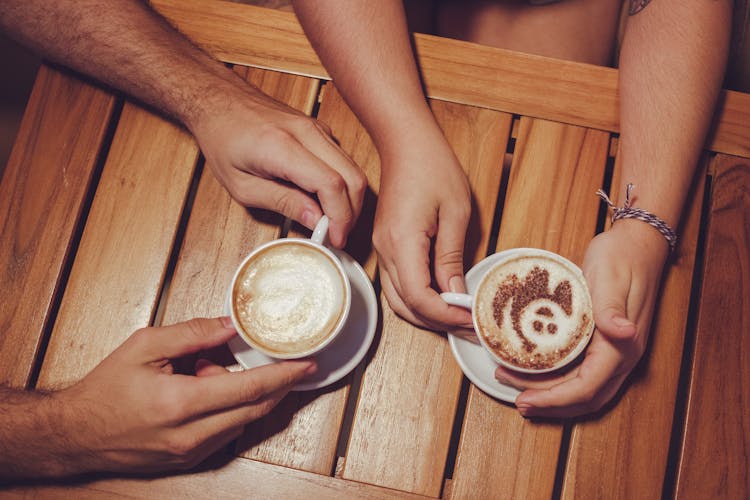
475,252,594,372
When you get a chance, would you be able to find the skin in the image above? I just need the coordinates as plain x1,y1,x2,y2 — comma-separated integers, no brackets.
0,0,358,479
495,0,732,417
0,318,317,479
0,0,367,248
293,0,474,332
293,0,731,417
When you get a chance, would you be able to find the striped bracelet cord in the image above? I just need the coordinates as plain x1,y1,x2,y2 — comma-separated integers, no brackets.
595,183,677,252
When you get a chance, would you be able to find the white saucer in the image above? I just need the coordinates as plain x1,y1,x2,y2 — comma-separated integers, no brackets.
447,249,525,404
227,249,377,391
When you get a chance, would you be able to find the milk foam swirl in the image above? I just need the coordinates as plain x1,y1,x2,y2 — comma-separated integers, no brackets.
233,242,346,356
475,254,593,371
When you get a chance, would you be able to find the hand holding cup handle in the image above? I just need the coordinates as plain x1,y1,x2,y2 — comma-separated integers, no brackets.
440,292,481,344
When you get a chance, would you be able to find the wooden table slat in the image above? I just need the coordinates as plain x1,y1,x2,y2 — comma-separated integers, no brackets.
237,84,383,474
0,65,115,388
1,455,432,499
36,102,199,389
561,154,707,499
450,118,610,499
316,83,382,277
222,71,353,475
341,101,512,496
149,0,750,158
3,2,749,494
675,154,750,499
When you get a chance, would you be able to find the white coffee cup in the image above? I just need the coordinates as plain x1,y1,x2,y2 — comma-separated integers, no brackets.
441,248,594,374
228,216,351,359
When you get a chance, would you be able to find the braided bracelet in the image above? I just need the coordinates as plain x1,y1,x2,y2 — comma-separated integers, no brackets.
596,183,677,252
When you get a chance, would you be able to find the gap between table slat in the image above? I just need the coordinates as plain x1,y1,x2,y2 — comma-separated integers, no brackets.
673,154,749,499
0,65,115,389
449,118,610,499
35,101,199,389
560,151,708,499
340,100,512,496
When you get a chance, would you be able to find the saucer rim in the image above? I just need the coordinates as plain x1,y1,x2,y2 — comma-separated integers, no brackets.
227,249,377,392
446,249,525,403
447,248,591,402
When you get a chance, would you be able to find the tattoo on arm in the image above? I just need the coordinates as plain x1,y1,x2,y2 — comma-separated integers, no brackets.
629,0,653,15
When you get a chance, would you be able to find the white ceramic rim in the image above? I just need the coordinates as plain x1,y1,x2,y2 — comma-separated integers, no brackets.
228,237,352,360
227,248,377,391
470,247,594,374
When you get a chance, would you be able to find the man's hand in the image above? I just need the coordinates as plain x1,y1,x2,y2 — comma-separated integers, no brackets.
494,221,667,417
192,84,367,248
48,317,315,476
0,1,367,249
373,137,474,330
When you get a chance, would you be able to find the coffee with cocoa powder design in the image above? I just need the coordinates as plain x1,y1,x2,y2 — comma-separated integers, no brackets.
475,253,594,371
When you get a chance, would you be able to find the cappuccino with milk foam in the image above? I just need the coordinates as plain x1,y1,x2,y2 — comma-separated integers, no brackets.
474,253,593,372
232,241,347,357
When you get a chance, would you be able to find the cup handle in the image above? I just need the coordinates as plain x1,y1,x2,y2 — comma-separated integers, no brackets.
311,215,329,245
440,292,473,310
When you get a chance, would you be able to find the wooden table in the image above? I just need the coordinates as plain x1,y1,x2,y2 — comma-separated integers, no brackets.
2,2,749,498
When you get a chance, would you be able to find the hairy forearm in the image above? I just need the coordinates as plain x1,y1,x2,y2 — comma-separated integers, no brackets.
618,0,731,229
292,0,440,158
0,0,245,134
0,386,79,480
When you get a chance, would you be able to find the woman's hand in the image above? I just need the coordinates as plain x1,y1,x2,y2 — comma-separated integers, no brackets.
495,220,668,417
373,136,474,331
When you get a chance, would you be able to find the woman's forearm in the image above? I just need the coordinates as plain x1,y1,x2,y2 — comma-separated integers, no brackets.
292,0,441,161
618,0,731,229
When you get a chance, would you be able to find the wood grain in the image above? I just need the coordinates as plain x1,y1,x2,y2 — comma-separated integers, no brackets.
35,102,199,389
341,101,512,496
5,4,748,495
217,71,352,475
1,456,430,499
237,85,383,474
318,83,381,277
149,0,750,158
675,155,749,499
236,84,384,476
561,154,707,499
0,66,114,388
150,67,336,474
449,118,610,499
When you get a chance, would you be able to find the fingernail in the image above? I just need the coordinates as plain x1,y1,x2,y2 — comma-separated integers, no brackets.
449,276,466,293
303,361,318,375
302,210,317,230
516,394,537,408
220,316,235,329
515,395,532,414
613,315,632,328
337,234,348,249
